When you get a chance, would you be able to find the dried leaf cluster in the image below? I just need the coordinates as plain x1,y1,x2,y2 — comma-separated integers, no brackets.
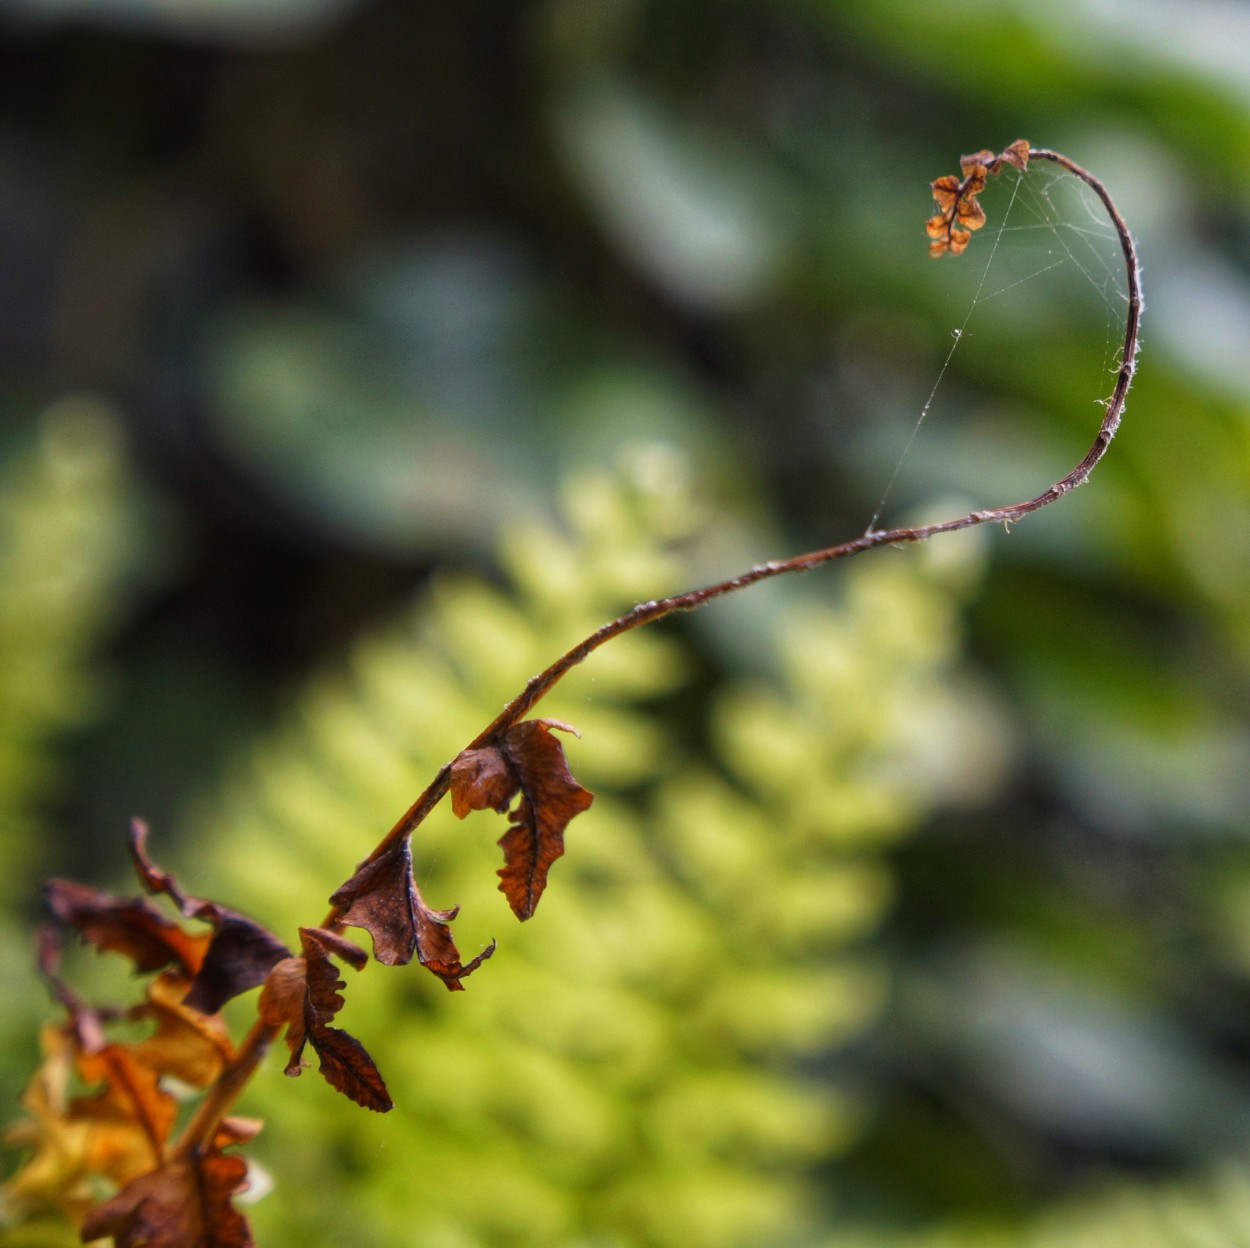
926,138,1029,256
4,712,598,1243
7,829,273,1244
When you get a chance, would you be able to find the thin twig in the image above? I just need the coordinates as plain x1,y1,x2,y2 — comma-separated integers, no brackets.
172,1018,279,1160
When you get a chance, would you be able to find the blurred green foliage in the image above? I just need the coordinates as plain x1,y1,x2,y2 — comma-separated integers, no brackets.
843,1169,1250,1248
0,403,140,890
0,0,1249,1244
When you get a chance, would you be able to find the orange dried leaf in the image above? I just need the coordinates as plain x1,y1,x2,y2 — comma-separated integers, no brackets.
329,838,494,987
128,972,234,1089
5,959,233,1226
10,911,253,1234
78,1148,254,1248
928,175,960,213
957,197,987,230
72,1046,178,1187
960,149,995,178
43,880,208,978
1,1026,99,1225
451,718,594,920
129,821,290,1014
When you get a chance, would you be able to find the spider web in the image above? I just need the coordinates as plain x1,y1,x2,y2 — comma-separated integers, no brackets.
863,158,1131,535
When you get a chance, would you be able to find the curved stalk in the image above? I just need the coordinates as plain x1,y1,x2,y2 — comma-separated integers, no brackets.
356,145,1140,870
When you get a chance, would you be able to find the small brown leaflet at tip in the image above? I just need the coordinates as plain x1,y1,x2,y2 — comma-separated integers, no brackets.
129,820,291,1013
259,928,393,1113
959,148,996,177
997,138,1031,172
78,1146,255,1248
450,718,594,921
927,139,1029,258
329,837,495,989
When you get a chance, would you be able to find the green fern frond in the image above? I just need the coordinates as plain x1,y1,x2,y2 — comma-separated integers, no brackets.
0,400,140,883
195,448,1006,1248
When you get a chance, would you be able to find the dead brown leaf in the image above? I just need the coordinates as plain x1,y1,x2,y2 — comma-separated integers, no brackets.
450,718,594,920
129,821,291,1013
329,838,495,988
259,928,393,1113
78,1147,254,1248
43,880,208,979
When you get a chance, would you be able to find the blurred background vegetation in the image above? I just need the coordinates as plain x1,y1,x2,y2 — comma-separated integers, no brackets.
1,0,1250,1244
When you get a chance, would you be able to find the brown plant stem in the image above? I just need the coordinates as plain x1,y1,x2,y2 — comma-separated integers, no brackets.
172,1018,279,1160
344,145,1140,879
